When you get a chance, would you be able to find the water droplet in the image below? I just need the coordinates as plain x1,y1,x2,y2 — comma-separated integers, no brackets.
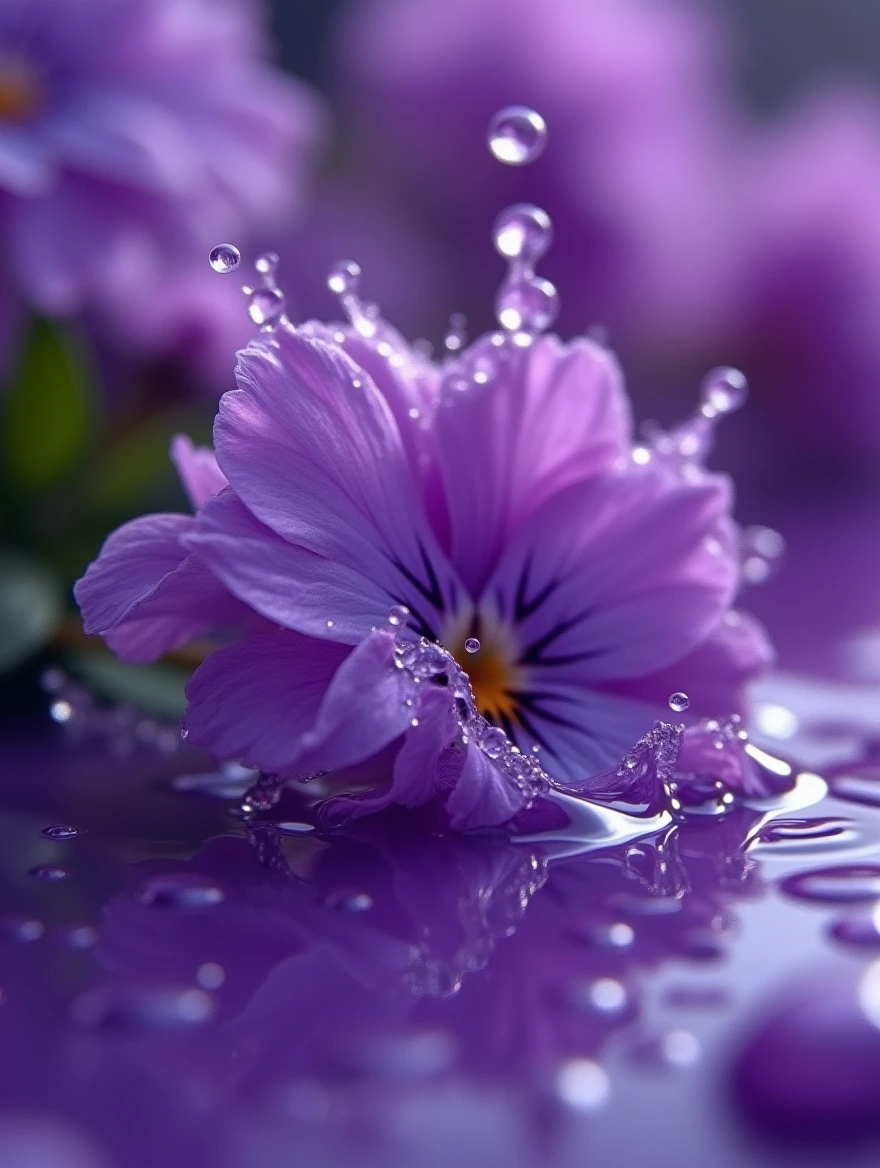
701,366,748,415
443,313,467,352
40,825,79,841
0,916,44,943
555,1059,610,1112
496,274,559,334
196,962,226,989
327,259,361,296
247,287,285,327
782,865,880,905
60,925,97,949
170,764,255,800
464,638,481,654
136,874,225,910
49,700,72,724
272,822,314,836
72,984,214,1031
569,977,628,1013
479,725,507,759
324,890,373,913
254,251,279,276
668,692,690,713
28,865,68,882
387,605,411,628
492,203,553,265
209,243,241,274
660,1029,701,1068
487,106,547,166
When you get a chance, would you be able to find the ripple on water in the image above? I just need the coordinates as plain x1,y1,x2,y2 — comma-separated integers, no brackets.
781,865,880,905
752,817,858,855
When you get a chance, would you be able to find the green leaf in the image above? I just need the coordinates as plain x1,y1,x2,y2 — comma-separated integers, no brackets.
68,651,190,719
0,550,63,672
1,318,94,492
81,405,214,519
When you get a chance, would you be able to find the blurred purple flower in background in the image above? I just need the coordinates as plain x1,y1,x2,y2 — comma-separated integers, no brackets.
326,0,880,484
0,0,323,383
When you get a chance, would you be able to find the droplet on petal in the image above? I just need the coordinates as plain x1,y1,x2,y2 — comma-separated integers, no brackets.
209,243,241,274
487,106,547,166
387,605,411,628
247,288,285,327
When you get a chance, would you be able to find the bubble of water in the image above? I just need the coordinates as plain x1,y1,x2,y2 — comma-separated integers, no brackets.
327,259,361,296
324,890,373,913
555,1059,610,1112
255,251,280,276
28,865,68,882
668,692,690,713
136,874,225,910
782,865,880,905
487,106,547,165
496,274,559,333
701,366,748,415
387,605,411,628
40,825,79,841
49,700,73,724
209,243,241,274
464,638,481,654
492,203,553,265
479,725,507,759
247,287,285,327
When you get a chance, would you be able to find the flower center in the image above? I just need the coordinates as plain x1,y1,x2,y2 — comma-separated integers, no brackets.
444,612,526,725
0,60,42,124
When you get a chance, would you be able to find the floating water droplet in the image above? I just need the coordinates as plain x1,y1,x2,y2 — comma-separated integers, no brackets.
443,313,467,353
0,916,44,943
136,874,225,910
209,243,240,274
327,259,361,296
464,638,481,654
782,865,880,905
555,1058,610,1112
487,106,547,166
58,925,97,950
479,725,507,759
496,274,559,334
492,203,553,265
324,890,373,913
668,692,690,713
701,366,748,415
40,825,79,841
254,251,279,276
72,984,214,1031
387,605,410,628
28,865,68,882
49,700,72,724
196,962,226,989
247,287,285,327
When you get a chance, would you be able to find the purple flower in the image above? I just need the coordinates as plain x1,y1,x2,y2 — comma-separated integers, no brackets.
76,309,771,829
0,0,322,329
